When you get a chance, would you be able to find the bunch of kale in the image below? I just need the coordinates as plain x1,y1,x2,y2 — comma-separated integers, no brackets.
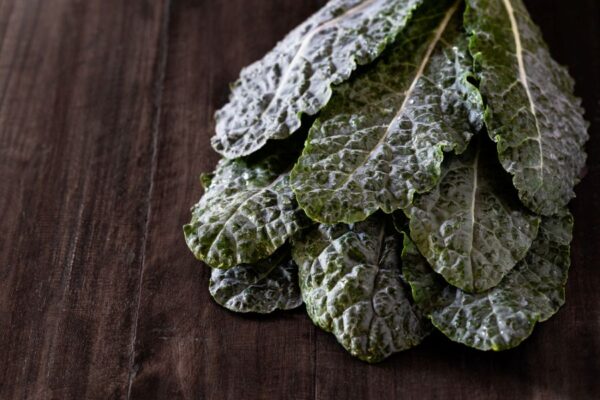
184,0,588,362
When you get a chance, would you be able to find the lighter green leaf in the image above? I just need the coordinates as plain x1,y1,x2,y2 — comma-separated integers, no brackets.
209,247,302,314
184,153,310,270
407,136,540,292
402,213,573,351
291,0,483,224
292,214,430,363
465,0,589,215
212,0,426,159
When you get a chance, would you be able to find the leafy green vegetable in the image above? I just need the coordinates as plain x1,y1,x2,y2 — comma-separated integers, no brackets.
209,247,302,313
212,0,426,159
402,213,573,351
406,136,540,292
465,0,589,216
184,0,588,362
184,152,311,270
291,0,483,224
292,214,431,362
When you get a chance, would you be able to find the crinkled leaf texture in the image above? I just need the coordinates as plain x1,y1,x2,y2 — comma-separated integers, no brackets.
292,214,430,363
465,0,589,216
291,0,483,224
212,0,425,159
402,213,573,351
407,136,540,293
209,247,303,314
184,152,310,270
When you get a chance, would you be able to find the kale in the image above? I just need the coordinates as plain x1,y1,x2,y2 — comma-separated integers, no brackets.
184,0,588,362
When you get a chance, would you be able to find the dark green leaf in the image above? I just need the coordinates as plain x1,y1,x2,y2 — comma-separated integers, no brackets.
184,152,310,270
403,214,573,351
209,247,302,313
291,0,483,224
292,214,430,362
407,136,540,292
465,0,589,215
212,0,426,158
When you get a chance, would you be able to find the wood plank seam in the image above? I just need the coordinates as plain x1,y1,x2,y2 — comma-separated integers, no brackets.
125,1,173,398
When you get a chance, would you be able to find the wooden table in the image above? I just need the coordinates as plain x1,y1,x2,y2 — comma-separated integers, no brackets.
1,1,598,399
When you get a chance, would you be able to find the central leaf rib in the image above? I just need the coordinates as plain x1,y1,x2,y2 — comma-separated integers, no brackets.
291,0,482,225
501,0,545,175
333,1,461,192
465,142,480,289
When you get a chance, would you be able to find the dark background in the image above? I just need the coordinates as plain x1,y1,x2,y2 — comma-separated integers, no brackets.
0,1,598,399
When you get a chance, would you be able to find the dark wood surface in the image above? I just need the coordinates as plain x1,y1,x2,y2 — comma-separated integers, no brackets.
0,1,598,399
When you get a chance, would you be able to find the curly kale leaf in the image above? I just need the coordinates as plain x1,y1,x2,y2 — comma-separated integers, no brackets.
406,136,540,293
213,0,425,158
209,247,302,313
292,214,430,362
403,213,573,351
291,0,483,224
465,0,589,215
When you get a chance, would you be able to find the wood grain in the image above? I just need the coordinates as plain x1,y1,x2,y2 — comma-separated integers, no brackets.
0,1,598,399
127,2,324,399
0,0,168,398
